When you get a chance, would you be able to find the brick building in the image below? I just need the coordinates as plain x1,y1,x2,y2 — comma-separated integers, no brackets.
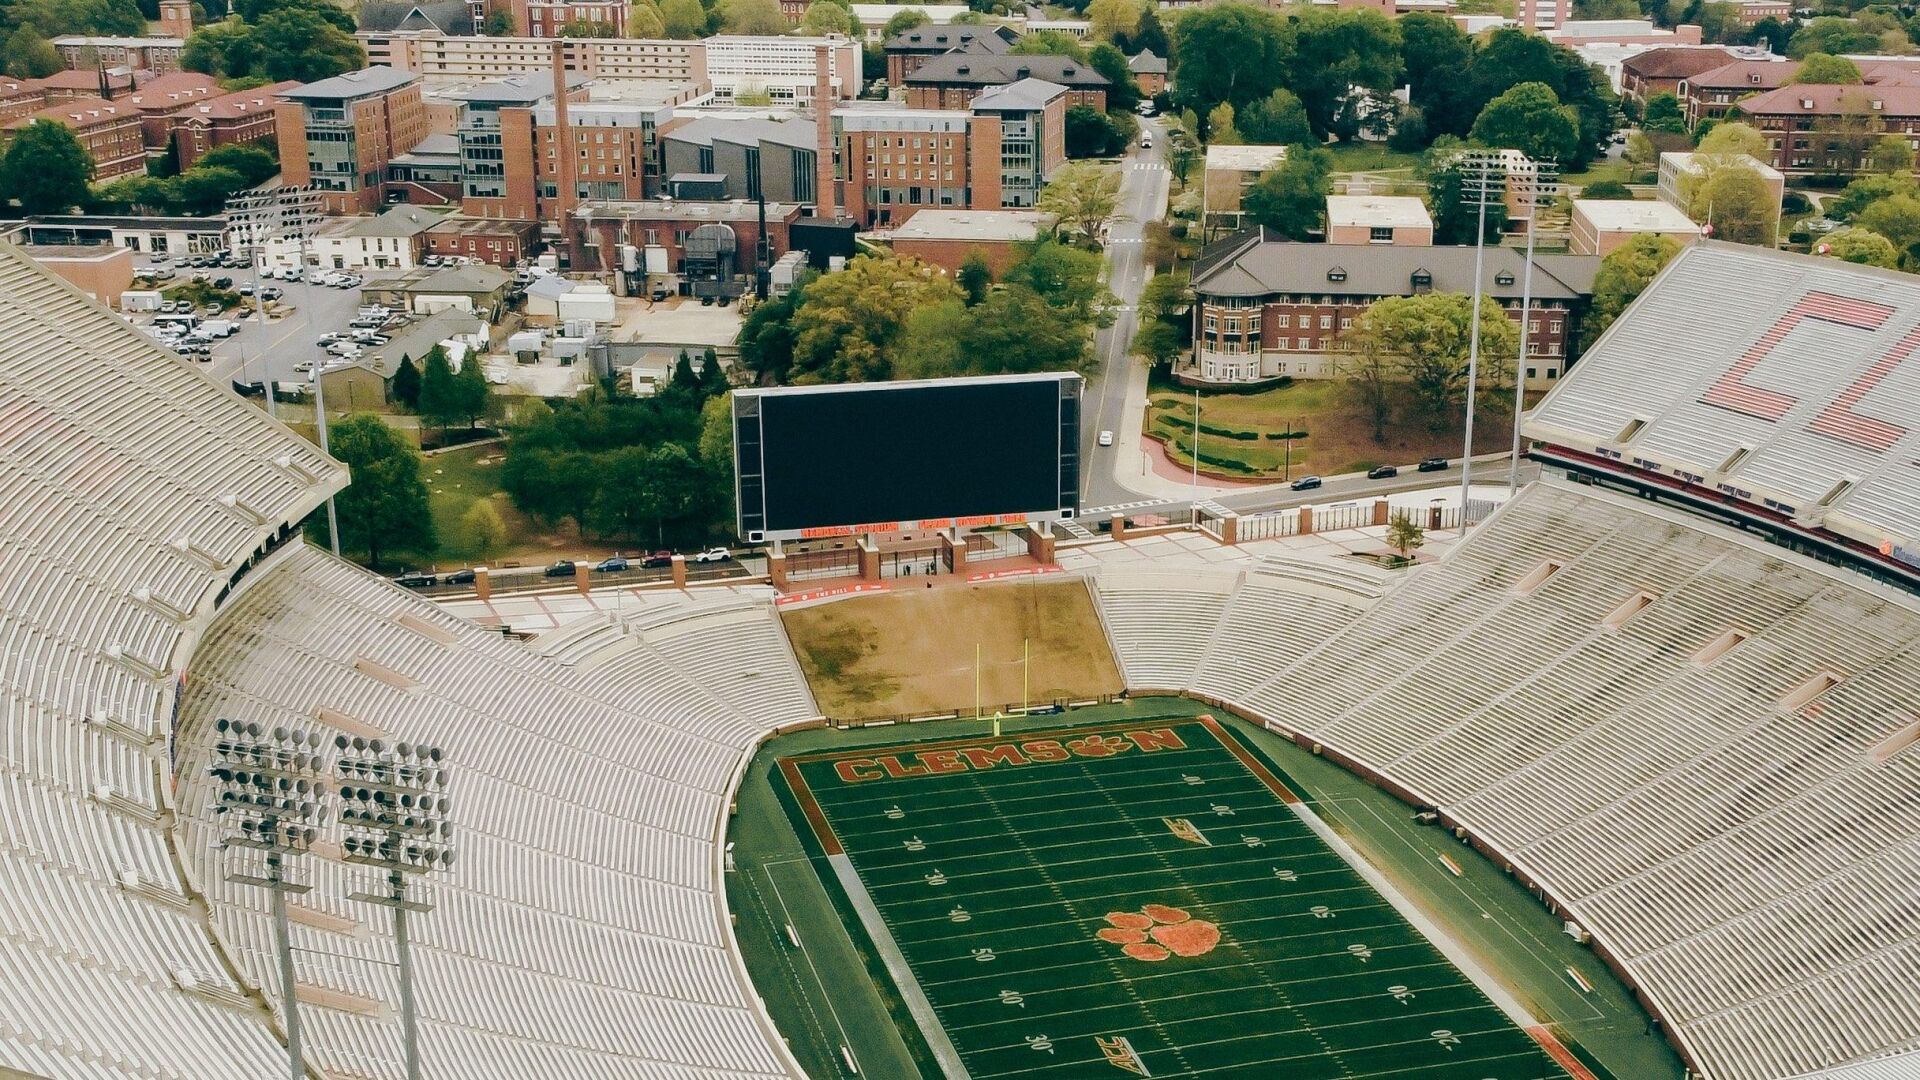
1201,144,1287,230
1326,195,1432,246
8,96,146,180
51,36,186,74
887,208,1055,274
1619,46,1738,104
1127,50,1167,97
277,67,427,213
120,71,221,156
659,115,819,204
450,70,593,222
424,215,541,266
1679,58,1796,127
966,78,1066,208
904,54,1108,112
163,80,299,170
1735,82,1920,177
883,24,1013,85
495,0,629,37
1186,234,1599,386
1568,199,1703,255
571,197,803,288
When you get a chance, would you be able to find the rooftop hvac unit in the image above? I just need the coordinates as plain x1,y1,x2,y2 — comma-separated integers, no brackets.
563,318,595,339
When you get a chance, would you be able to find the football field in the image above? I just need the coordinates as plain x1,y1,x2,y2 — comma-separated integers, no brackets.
778,715,1589,1079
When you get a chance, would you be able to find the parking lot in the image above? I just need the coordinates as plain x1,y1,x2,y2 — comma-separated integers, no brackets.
128,254,387,387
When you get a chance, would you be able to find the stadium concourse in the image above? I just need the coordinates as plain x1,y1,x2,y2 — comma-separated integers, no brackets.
4,222,1920,1080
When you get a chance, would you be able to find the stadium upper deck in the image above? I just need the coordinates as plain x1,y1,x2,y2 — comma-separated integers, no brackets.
1526,243,1920,585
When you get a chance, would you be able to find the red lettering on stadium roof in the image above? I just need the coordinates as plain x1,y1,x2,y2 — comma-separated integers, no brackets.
1701,292,1893,423
1808,323,1918,452
826,729,1188,782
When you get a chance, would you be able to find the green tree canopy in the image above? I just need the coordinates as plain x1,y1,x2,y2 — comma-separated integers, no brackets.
1036,160,1123,241
1819,226,1899,268
1205,102,1240,145
1238,88,1312,145
719,0,786,33
322,414,434,569
1171,2,1291,112
1289,7,1402,138
1342,292,1520,433
3,29,61,78
1696,164,1776,245
627,1,666,36
1789,52,1864,85
1242,145,1333,239
1087,43,1141,111
1003,236,1116,327
1471,81,1580,161
1580,232,1681,351
799,1,850,34
1397,13,1474,137
1788,18,1882,59
1829,173,1918,221
181,17,260,78
11,0,146,37
896,287,1093,378
881,8,929,37
416,345,461,432
1087,0,1139,42
1640,91,1688,134
1425,142,1510,244
661,0,710,38
1855,192,1920,267
956,250,992,305
1130,5,1168,57
197,142,278,185
789,254,963,382
1,120,93,215
390,354,421,411
1064,103,1127,157
1012,30,1090,60
1694,120,1767,159
460,500,506,563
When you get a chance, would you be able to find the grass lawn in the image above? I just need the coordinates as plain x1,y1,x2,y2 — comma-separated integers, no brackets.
1146,377,1520,479
1561,159,1637,191
773,712,1585,1079
1324,144,1423,175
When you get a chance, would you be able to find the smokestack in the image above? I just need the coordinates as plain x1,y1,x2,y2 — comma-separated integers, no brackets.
551,41,577,254
813,44,836,220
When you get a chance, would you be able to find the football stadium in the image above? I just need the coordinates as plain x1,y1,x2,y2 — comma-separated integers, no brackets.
4,235,1920,1080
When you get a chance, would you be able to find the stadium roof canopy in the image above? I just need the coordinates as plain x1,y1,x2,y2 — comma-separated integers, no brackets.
1527,241,1920,583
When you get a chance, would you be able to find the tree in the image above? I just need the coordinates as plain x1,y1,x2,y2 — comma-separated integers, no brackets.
661,0,709,37
1386,510,1425,561
739,285,803,381
1789,18,1881,59
1574,0,1636,17
1012,31,1089,61
1697,163,1776,245
1398,13,1474,137
1830,173,1918,221
1131,5,1168,58
1289,7,1402,138
324,414,434,570
896,287,1094,377
1869,134,1915,176
1065,104,1123,157
1036,161,1123,242
1579,179,1632,198
719,0,785,33
1133,319,1183,366
484,8,514,33
1344,292,1520,432
256,8,364,81
1087,0,1139,42
789,254,962,382
1789,52,1864,84
699,346,727,397
1581,233,1681,351
1238,88,1312,145
416,345,461,433
1205,102,1240,145
181,17,258,78
1139,268,1191,324
1003,236,1116,326
1337,327,1398,442
198,142,278,185
1171,2,1291,113
3,29,61,78
1641,91,1688,134
1243,146,1332,239
881,8,929,38
1425,144,1510,243
1819,226,1899,268
1,120,93,215
956,250,992,305
799,1,850,35
451,350,492,429
1471,81,1580,162
173,165,247,214
1087,43,1141,111
558,18,616,35
461,500,506,563
390,354,422,410
1854,193,1920,262
1747,16,1790,56
1463,28,1616,167
1695,120,1767,159
11,0,147,37
626,1,665,36
1813,89,1883,174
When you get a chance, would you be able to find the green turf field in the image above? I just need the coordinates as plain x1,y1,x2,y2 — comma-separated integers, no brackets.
776,714,1584,1079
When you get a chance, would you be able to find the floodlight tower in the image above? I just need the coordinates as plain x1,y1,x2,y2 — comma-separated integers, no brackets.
1454,151,1507,521
335,736,455,1080
1507,159,1559,495
207,718,332,1080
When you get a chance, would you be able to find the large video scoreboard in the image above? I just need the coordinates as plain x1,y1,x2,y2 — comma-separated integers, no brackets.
732,373,1082,542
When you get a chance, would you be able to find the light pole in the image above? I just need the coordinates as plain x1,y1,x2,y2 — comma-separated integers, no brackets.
1507,160,1557,495
1454,151,1506,521
226,185,337,555
336,736,455,1080
208,719,332,1080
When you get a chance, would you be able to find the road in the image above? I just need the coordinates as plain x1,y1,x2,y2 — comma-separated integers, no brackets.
129,255,369,389
1080,116,1171,508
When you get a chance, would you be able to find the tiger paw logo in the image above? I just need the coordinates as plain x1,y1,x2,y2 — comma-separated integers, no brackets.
1096,904,1220,962
1065,734,1131,758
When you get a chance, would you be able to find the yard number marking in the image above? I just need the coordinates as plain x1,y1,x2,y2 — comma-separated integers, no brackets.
904,836,927,852
883,805,905,820
1431,1029,1463,1051
1310,905,1334,919
1388,984,1416,1004
1210,803,1235,817
925,870,947,886
949,906,971,924
1272,867,1298,882
1026,1035,1055,1054
1182,774,1206,786
1241,834,1266,848
1347,943,1374,963
972,947,997,963
998,989,1025,1008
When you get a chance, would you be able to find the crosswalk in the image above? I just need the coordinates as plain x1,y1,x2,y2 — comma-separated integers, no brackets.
1129,162,1169,172
1083,498,1166,516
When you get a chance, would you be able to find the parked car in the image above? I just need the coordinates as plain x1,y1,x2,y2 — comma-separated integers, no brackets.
237,283,255,296
1097,430,1114,447
543,559,575,577
395,571,436,588
650,285,671,301
316,332,343,346
1417,456,1448,472
444,568,476,586
259,287,283,301
1290,475,1323,491
594,556,629,573
640,550,673,568
213,276,232,289
691,547,732,563
1366,464,1398,479
203,304,225,318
